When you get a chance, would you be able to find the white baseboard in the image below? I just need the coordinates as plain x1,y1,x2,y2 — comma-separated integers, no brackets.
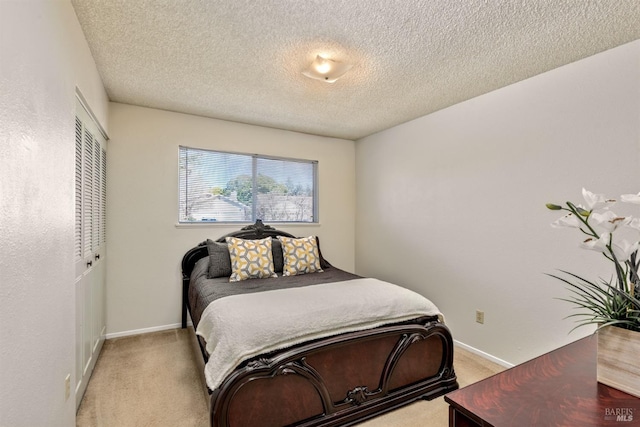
105,322,192,339
454,339,514,368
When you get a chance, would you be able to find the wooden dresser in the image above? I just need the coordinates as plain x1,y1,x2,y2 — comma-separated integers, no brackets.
445,335,640,426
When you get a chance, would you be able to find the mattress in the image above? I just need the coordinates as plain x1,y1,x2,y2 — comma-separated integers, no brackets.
188,256,360,328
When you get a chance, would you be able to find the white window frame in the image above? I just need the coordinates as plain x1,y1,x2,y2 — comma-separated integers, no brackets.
178,146,319,224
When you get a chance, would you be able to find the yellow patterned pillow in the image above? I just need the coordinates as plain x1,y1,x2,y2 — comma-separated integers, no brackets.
225,237,277,282
277,236,324,276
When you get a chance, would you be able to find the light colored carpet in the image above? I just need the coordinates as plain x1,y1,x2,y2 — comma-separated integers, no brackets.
76,328,504,427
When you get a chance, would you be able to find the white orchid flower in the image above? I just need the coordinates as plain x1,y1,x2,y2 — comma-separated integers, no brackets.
551,212,581,228
611,240,640,263
589,211,630,232
621,192,640,204
580,233,610,253
580,232,639,262
582,188,614,210
625,218,640,232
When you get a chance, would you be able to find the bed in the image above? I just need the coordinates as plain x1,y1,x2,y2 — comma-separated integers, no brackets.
181,220,458,427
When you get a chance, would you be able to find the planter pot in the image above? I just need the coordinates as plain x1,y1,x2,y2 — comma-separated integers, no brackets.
597,325,640,398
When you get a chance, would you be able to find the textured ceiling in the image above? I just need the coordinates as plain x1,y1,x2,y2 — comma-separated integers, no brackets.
71,0,640,140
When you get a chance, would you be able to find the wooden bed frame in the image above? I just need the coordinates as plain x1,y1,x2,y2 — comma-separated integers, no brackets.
181,221,458,427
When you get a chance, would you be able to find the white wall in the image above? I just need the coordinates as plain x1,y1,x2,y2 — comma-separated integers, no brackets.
355,40,640,366
106,103,356,335
0,1,109,426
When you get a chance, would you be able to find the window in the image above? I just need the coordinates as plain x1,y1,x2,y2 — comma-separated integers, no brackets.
178,146,318,223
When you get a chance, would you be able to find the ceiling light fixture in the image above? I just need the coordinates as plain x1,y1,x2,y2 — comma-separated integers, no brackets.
302,55,352,83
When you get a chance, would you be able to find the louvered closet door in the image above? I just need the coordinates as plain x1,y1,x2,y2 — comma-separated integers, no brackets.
74,97,107,409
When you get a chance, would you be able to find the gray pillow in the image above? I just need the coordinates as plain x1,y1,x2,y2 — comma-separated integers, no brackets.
272,239,284,273
206,239,232,278
315,236,331,269
206,235,323,278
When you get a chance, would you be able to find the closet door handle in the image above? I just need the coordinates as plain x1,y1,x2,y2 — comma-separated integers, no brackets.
86,261,93,268
95,254,100,260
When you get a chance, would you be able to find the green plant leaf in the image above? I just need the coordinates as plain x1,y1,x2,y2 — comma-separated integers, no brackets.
548,271,640,332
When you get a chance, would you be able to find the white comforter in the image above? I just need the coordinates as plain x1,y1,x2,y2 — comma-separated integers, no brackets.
195,277,442,390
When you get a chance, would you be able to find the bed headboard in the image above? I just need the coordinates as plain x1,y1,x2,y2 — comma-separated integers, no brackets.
180,220,296,280
180,220,299,329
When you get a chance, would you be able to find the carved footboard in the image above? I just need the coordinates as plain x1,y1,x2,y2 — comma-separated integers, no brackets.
210,317,458,427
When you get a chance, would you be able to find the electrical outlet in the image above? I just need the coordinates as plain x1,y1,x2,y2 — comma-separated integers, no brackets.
475,310,485,324
64,374,71,401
